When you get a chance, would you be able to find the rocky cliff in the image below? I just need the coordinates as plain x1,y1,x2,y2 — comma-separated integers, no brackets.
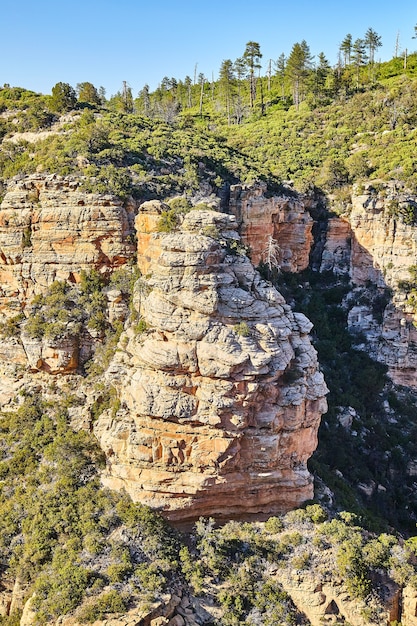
229,181,417,388
0,173,135,375
324,181,417,388
0,174,417,625
0,173,135,316
94,202,328,522
229,182,314,272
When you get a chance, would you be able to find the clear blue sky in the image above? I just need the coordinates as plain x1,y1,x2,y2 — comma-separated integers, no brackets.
2,0,416,97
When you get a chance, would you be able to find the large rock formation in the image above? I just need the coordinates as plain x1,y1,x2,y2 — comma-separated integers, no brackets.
228,180,417,388
229,182,314,272
322,181,417,387
94,202,328,522
0,173,135,316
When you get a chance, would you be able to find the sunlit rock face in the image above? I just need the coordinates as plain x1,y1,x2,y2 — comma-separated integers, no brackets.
228,182,314,272
95,202,328,522
321,182,417,388
229,180,417,389
0,173,135,316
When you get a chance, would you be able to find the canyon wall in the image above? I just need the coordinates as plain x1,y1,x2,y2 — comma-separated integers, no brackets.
229,181,417,388
325,182,417,388
0,173,135,316
229,182,314,272
0,176,328,522
0,174,135,375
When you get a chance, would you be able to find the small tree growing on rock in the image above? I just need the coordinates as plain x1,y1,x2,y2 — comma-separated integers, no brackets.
263,236,281,272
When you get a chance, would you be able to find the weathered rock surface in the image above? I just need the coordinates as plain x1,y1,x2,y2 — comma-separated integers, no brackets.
0,173,135,316
348,182,417,288
19,589,214,626
276,570,399,626
403,585,417,626
94,203,328,521
226,179,417,387
229,182,314,272
319,216,352,275
320,182,417,387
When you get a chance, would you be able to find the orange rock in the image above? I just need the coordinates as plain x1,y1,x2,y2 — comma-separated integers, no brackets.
95,204,328,521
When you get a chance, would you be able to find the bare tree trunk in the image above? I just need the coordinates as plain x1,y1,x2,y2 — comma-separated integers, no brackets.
199,79,205,117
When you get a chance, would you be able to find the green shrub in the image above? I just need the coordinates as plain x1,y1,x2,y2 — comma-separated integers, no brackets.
134,562,165,593
264,516,284,534
202,224,220,239
106,561,133,583
157,208,179,232
233,321,250,337
291,550,311,570
77,591,127,623
0,313,25,338
305,504,328,523
135,318,148,334
166,197,192,212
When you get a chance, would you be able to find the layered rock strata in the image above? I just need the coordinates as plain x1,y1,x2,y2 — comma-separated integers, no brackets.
228,182,314,272
95,203,328,521
228,179,417,387
0,174,135,316
322,181,417,387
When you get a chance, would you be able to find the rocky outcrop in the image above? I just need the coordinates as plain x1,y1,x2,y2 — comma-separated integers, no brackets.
348,181,417,288
228,182,314,272
403,585,417,626
320,181,417,387
0,174,135,316
226,179,417,388
319,216,351,275
20,590,214,626
94,202,328,522
347,297,417,387
276,570,399,626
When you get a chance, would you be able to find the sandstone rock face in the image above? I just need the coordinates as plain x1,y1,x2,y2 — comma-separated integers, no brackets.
319,216,351,275
403,585,417,626
228,182,314,272
227,180,417,388
348,182,417,288
0,174,135,316
347,298,417,387
323,182,417,388
20,331,87,374
94,203,328,521
276,570,399,626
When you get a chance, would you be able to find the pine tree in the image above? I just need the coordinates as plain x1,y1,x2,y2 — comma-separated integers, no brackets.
364,28,382,65
286,40,312,108
184,76,192,108
76,82,101,106
352,39,368,88
137,84,150,116
50,82,77,113
275,53,286,100
121,81,133,113
219,59,235,124
243,41,262,108
315,53,331,97
340,34,353,66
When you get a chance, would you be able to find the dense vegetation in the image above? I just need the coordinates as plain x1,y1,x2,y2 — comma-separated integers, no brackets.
1,43,417,202
2,387,417,624
273,270,417,534
0,391,179,625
